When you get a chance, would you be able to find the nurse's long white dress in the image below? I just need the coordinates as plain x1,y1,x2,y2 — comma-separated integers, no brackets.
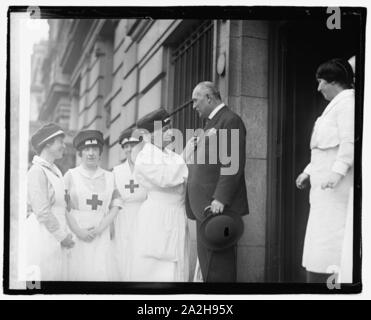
302,89,354,274
112,160,147,281
339,186,353,283
129,143,190,282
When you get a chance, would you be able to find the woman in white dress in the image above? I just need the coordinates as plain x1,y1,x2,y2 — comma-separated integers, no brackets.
112,127,147,281
296,58,354,283
339,56,356,283
129,108,190,282
26,123,75,281
64,130,122,281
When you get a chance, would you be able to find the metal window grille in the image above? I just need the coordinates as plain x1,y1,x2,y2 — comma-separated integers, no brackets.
105,104,111,129
171,20,214,136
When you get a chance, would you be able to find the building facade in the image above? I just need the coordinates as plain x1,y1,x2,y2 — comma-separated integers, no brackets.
30,40,48,121
36,17,360,282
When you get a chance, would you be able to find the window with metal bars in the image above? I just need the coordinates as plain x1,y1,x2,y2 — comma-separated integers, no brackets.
171,20,214,137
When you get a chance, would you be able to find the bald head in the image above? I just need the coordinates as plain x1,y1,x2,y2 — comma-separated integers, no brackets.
194,81,222,100
192,81,222,118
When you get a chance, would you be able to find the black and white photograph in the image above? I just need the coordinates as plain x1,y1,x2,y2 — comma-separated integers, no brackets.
3,3,365,295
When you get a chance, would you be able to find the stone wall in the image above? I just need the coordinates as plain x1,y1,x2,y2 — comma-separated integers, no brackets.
107,19,179,169
227,20,270,282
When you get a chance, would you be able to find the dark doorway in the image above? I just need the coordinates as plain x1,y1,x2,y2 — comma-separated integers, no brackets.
268,18,360,282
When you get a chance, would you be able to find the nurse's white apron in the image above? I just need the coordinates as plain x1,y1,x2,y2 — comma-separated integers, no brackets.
113,162,147,281
25,165,70,281
67,169,114,281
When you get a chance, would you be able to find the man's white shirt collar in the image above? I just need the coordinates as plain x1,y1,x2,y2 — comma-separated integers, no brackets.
208,103,225,120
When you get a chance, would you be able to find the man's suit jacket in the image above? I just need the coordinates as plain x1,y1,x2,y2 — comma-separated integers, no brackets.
185,105,249,221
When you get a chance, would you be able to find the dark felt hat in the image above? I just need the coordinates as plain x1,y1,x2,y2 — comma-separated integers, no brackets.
136,108,170,133
199,207,244,251
73,130,104,150
119,127,141,147
31,123,65,150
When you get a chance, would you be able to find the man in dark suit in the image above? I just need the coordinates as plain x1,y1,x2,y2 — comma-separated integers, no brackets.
185,81,249,282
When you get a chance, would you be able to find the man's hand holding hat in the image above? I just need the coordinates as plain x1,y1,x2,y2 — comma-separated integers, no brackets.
210,199,225,214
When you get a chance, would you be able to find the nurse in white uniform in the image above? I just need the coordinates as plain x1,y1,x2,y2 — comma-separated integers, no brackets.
296,58,354,283
64,130,122,281
26,123,75,281
129,108,190,282
112,127,147,281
